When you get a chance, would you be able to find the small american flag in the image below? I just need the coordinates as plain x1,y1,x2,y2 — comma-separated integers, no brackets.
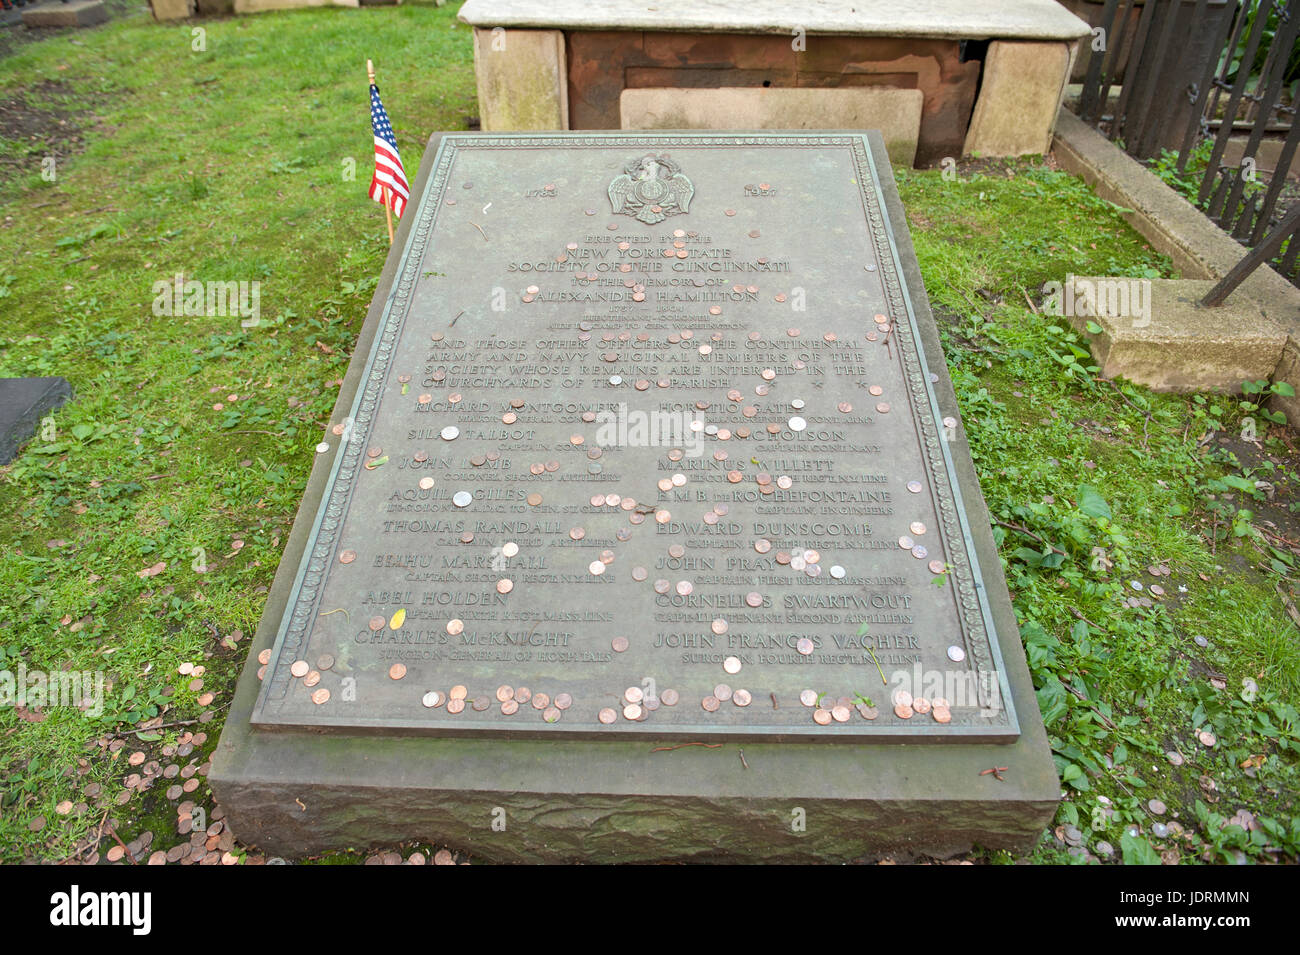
369,83,409,219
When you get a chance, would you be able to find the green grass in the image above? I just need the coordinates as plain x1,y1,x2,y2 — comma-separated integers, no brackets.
0,2,474,862
899,160,1300,863
0,8,1296,865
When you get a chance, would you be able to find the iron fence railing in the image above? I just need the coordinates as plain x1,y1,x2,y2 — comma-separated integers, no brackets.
1075,0,1299,290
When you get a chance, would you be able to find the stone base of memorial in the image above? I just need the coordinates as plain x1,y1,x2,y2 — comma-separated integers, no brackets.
460,0,1090,164
212,131,1059,862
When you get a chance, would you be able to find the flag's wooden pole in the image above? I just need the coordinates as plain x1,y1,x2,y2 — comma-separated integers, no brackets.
368,59,394,246
382,184,394,246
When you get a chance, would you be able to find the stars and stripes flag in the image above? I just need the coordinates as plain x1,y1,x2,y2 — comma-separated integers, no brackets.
369,82,409,219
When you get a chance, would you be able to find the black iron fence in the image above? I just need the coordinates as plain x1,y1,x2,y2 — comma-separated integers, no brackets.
1075,0,1299,288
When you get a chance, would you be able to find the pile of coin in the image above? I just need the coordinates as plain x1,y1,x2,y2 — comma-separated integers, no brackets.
419,683,573,724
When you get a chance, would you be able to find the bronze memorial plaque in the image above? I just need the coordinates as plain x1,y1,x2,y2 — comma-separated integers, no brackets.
251,132,1019,741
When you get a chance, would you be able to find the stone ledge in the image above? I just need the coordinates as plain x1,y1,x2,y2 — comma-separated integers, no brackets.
459,0,1090,41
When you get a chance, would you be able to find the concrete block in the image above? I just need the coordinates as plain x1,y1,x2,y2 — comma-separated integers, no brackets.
21,0,108,28
964,40,1072,157
620,86,923,168
473,27,568,131
1063,276,1287,392
149,0,193,20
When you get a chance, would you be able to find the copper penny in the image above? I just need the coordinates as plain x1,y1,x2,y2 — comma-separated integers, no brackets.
598,708,617,724
389,664,406,680
661,688,680,706
290,660,309,678
496,685,514,703
701,696,720,712
449,685,468,700
311,688,330,705
812,708,832,725
532,692,550,710
894,703,914,719
446,698,465,714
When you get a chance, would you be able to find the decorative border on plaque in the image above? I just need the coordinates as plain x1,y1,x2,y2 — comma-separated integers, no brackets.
261,142,452,706
846,139,1004,723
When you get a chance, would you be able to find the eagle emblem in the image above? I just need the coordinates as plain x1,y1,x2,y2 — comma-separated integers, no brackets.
608,154,694,225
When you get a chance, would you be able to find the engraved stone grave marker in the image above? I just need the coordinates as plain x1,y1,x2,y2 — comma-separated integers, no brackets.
214,132,1058,862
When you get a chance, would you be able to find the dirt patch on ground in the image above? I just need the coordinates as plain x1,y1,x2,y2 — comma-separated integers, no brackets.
0,77,108,182
1214,427,1300,548
917,154,1061,176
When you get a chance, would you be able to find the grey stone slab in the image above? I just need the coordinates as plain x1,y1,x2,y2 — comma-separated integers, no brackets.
250,134,1017,744
212,131,1059,862
0,377,71,465
21,0,108,28
458,0,1090,40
